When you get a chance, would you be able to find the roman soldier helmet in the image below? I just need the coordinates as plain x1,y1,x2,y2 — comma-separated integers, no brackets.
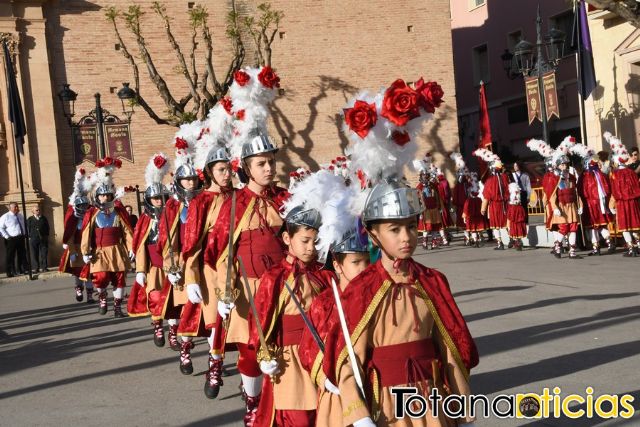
144,153,170,218
172,122,204,202
241,132,278,161
332,219,369,254
90,157,122,211
69,168,91,218
550,135,577,169
285,205,322,230
362,178,423,224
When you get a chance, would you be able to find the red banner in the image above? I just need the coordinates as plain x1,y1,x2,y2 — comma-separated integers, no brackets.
73,124,98,165
105,122,134,162
543,71,560,120
525,76,541,124
477,82,493,179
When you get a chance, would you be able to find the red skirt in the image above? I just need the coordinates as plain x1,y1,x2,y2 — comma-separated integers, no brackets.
615,199,640,231
583,199,612,227
488,201,507,229
507,204,527,238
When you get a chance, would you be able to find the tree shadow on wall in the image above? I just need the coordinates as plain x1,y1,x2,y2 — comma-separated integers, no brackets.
270,75,358,175
426,104,456,178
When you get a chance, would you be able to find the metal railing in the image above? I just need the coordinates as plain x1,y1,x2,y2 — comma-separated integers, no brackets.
527,187,546,216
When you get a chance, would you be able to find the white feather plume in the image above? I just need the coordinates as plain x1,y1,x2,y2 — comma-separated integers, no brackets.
526,139,554,158
472,148,500,164
569,143,595,159
450,152,466,171
145,153,170,187
68,168,90,205
556,135,576,155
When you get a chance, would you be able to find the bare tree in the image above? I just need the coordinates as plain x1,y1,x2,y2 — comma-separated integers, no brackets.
105,1,284,127
585,0,640,28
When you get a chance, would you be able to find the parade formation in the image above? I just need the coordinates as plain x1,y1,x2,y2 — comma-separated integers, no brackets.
57,66,640,427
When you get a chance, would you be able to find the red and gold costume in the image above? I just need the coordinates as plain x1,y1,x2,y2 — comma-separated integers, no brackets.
80,203,133,289
59,205,90,278
417,181,444,232
452,180,468,229
548,173,581,232
127,212,164,318
437,175,452,229
481,172,509,229
578,168,612,228
541,171,559,230
462,197,486,233
248,258,333,426
609,167,640,232
507,203,527,239
323,259,478,427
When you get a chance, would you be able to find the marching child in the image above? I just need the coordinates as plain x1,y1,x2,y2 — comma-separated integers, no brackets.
507,182,527,251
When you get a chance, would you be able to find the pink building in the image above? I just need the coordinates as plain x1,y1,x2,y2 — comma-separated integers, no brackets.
451,0,581,172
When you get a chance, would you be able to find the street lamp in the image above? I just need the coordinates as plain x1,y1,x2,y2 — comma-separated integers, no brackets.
500,5,566,143
57,82,136,159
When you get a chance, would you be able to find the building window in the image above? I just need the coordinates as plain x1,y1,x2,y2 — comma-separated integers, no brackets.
507,30,522,52
469,0,486,9
472,44,490,85
549,10,577,56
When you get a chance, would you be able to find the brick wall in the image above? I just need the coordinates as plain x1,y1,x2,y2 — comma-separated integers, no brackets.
47,0,460,208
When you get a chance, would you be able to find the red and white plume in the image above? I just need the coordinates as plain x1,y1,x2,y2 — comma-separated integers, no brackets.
605,132,630,165
556,135,577,155
173,121,200,172
569,143,595,160
526,139,554,159
88,157,122,193
68,168,91,205
145,153,170,188
508,182,521,204
472,148,501,165
343,77,444,184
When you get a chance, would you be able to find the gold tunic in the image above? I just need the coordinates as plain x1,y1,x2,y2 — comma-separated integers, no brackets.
80,210,133,273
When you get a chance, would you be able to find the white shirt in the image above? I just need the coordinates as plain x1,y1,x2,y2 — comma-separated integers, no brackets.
0,211,25,239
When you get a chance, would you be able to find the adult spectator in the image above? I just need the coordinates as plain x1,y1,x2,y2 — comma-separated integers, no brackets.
628,147,640,178
125,205,138,230
0,202,27,277
27,205,50,272
511,162,532,222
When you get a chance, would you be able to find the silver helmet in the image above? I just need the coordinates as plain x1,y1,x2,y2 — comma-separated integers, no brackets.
362,179,423,224
241,132,278,160
73,195,91,218
206,145,231,168
144,183,168,218
554,155,570,168
285,206,322,230
174,163,203,202
94,184,115,211
332,220,369,254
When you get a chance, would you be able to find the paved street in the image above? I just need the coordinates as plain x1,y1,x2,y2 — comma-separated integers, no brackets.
1,242,639,426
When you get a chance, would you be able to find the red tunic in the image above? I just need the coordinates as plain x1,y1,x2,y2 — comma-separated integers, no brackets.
452,181,468,228
462,197,486,232
58,205,84,276
507,204,527,238
437,176,453,228
610,168,640,231
482,173,510,228
578,170,612,227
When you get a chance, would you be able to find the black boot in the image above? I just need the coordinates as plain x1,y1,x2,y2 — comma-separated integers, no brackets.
623,245,637,257
606,239,616,254
153,320,165,347
588,245,601,256
113,298,127,318
494,241,505,250
86,288,96,304
75,285,84,302
204,356,224,399
98,290,108,315
569,245,580,259
179,340,194,375
553,242,562,259
168,324,181,351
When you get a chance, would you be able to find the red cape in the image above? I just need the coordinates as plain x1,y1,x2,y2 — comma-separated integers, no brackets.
62,205,79,244
131,213,152,254
181,191,219,258
482,173,510,202
322,259,478,384
611,168,640,201
157,198,182,256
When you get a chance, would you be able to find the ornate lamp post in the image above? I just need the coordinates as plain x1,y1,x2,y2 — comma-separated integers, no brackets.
501,5,565,142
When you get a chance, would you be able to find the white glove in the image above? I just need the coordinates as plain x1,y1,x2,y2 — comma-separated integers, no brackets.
353,417,376,427
610,208,617,215
259,359,280,376
136,272,146,285
324,378,340,395
70,253,77,263
83,255,92,264
62,243,69,250
553,208,562,217
217,300,236,319
167,272,181,285
128,250,135,262
187,283,203,304
577,207,583,215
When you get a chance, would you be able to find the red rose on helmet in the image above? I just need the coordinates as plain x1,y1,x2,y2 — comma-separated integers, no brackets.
357,169,367,190
175,137,188,150
234,70,251,87
114,159,122,168
236,109,246,120
95,160,105,168
230,158,240,172
414,78,444,114
258,66,280,89
381,79,420,126
392,130,411,146
79,168,85,175
154,155,167,169
344,100,378,139
220,97,233,115
103,157,114,166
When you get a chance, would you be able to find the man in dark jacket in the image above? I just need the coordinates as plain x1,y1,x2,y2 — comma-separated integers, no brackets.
27,205,50,272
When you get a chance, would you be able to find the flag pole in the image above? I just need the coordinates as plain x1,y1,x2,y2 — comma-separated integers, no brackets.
574,0,589,146
3,41,33,280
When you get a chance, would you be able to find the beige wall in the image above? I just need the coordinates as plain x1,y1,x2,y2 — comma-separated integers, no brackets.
1,0,460,268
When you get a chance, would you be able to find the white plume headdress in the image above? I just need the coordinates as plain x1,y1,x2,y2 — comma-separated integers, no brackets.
508,182,521,204
68,168,92,205
526,139,554,159
605,132,630,165
145,153,171,188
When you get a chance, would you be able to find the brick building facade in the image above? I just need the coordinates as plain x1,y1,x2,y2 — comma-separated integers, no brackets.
0,0,460,269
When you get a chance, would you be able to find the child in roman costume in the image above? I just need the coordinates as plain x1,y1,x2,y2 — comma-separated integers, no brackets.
605,132,640,257
128,153,170,346
80,157,133,317
506,182,527,251
474,149,509,250
415,154,447,249
462,172,486,247
325,78,478,427
450,152,470,244
59,168,94,303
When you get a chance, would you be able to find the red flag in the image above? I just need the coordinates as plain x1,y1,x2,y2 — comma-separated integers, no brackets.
477,82,492,178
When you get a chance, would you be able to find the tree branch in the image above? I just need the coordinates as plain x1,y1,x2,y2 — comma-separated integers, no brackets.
585,0,640,28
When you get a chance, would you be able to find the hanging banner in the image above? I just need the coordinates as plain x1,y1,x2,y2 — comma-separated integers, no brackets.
543,71,560,120
104,122,134,162
525,76,541,124
73,124,98,165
